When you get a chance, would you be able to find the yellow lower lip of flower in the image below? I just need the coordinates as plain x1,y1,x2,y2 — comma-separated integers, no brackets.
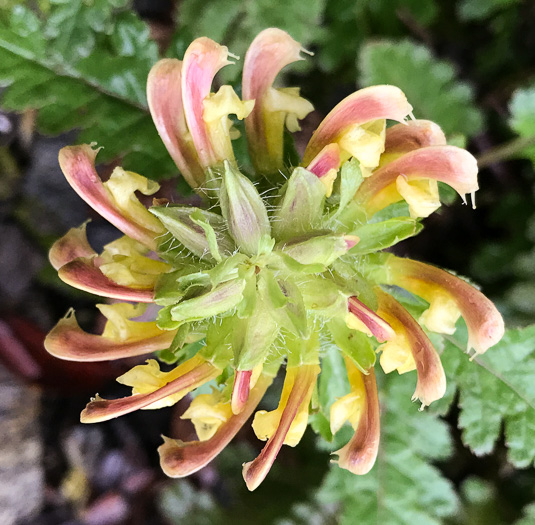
330,357,366,435
337,119,386,172
81,357,219,423
252,365,319,447
116,355,219,410
379,339,416,374
376,288,446,407
202,84,255,165
181,393,233,441
158,374,274,478
97,302,165,342
104,167,164,235
385,255,504,354
419,291,461,335
395,176,441,218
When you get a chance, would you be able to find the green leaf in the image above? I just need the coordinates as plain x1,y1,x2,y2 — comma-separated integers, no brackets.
337,158,363,214
232,297,278,370
509,85,535,164
318,0,438,76
349,217,423,255
207,253,248,287
156,305,182,331
515,503,535,525
156,332,203,366
280,233,351,266
258,269,288,309
327,318,376,372
159,479,224,524
236,268,257,318
298,275,348,318
189,209,224,262
154,269,190,306
458,0,520,21
312,345,350,442
317,372,458,525
0,5,175,179
178,0,244,43
151,206,234,261
269,278,308,338
45,0,130,62
359,40,484,138
443,325,535,467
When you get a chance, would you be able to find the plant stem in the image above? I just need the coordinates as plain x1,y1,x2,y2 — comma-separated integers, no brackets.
477,135,535,168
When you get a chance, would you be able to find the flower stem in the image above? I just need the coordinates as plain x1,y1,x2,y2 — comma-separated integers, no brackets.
477,135,535,168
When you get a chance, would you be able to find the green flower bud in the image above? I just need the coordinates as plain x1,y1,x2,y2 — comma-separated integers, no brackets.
220,161,271,255
151,205,234,261
170,278,247,323
272,167,326,240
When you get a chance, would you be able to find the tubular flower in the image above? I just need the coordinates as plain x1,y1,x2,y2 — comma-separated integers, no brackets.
46,28,504,490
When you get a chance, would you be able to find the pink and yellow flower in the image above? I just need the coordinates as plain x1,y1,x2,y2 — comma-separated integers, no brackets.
45,28,504,490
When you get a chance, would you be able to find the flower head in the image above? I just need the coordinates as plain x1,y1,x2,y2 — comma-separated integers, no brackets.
46,28,504,490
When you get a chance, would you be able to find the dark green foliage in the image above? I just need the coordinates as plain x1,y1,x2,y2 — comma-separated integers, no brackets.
0,4,175,178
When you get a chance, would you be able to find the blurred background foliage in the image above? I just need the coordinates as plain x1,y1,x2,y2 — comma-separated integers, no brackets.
1,1,535,524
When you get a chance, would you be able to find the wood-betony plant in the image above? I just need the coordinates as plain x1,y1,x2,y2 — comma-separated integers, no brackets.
44,28,504,491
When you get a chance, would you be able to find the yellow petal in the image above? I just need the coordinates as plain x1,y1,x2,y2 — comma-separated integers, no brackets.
337,119,386,173
103,167,164,234
204,85,255,122
252,409,283,441
252,366,317,447
96,302,164,342
330,392,361,435
117,355,211,410
181,393,233,441
264,87,314,132
345,312,373,337
330,357,366,434
202,85,255,163
99,236,170,288
419,291,461,335
320,169,338,197
395,176,441,218
378,336,416,374
376,288,446,407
